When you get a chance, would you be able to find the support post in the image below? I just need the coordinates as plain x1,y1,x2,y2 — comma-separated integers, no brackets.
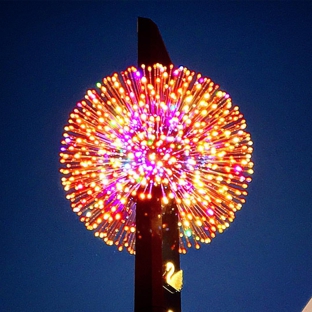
135,187,163,312
135,17,181,312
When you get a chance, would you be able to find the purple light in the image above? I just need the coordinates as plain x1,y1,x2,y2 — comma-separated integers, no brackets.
235,165,243,172
207,209,214,216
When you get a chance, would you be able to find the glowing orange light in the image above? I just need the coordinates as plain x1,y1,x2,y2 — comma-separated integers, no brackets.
60,64,254,254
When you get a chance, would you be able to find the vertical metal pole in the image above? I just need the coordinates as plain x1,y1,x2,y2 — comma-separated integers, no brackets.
135,17,181,312
162,203,181,312
138,17,171,69
135,187,163,312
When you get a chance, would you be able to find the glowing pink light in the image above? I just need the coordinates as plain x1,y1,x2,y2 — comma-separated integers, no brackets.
235,165,243,172
207,209,214,216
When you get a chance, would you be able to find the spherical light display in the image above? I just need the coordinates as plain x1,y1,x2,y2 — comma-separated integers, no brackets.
60,64,254,254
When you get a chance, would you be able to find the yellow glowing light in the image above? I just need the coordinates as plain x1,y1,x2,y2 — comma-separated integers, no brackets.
60,63,254,254
164,262,183,293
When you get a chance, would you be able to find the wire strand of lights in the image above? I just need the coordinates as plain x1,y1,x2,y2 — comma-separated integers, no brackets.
60,63,254,254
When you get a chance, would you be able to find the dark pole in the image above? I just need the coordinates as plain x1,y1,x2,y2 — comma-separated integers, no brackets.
137,17,171,68
135,187,163,312
162,203,181,312
135,17,181,312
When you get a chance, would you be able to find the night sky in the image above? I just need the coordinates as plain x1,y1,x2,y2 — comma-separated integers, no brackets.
1,2,311,312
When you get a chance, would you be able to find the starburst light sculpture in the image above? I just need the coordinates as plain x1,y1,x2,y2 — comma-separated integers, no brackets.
60,63,254,254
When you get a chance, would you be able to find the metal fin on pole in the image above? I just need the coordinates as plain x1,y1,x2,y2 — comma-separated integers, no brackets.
138,17,172,68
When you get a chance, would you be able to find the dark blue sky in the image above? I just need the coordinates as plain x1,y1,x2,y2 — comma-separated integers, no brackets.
1,1,311,311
